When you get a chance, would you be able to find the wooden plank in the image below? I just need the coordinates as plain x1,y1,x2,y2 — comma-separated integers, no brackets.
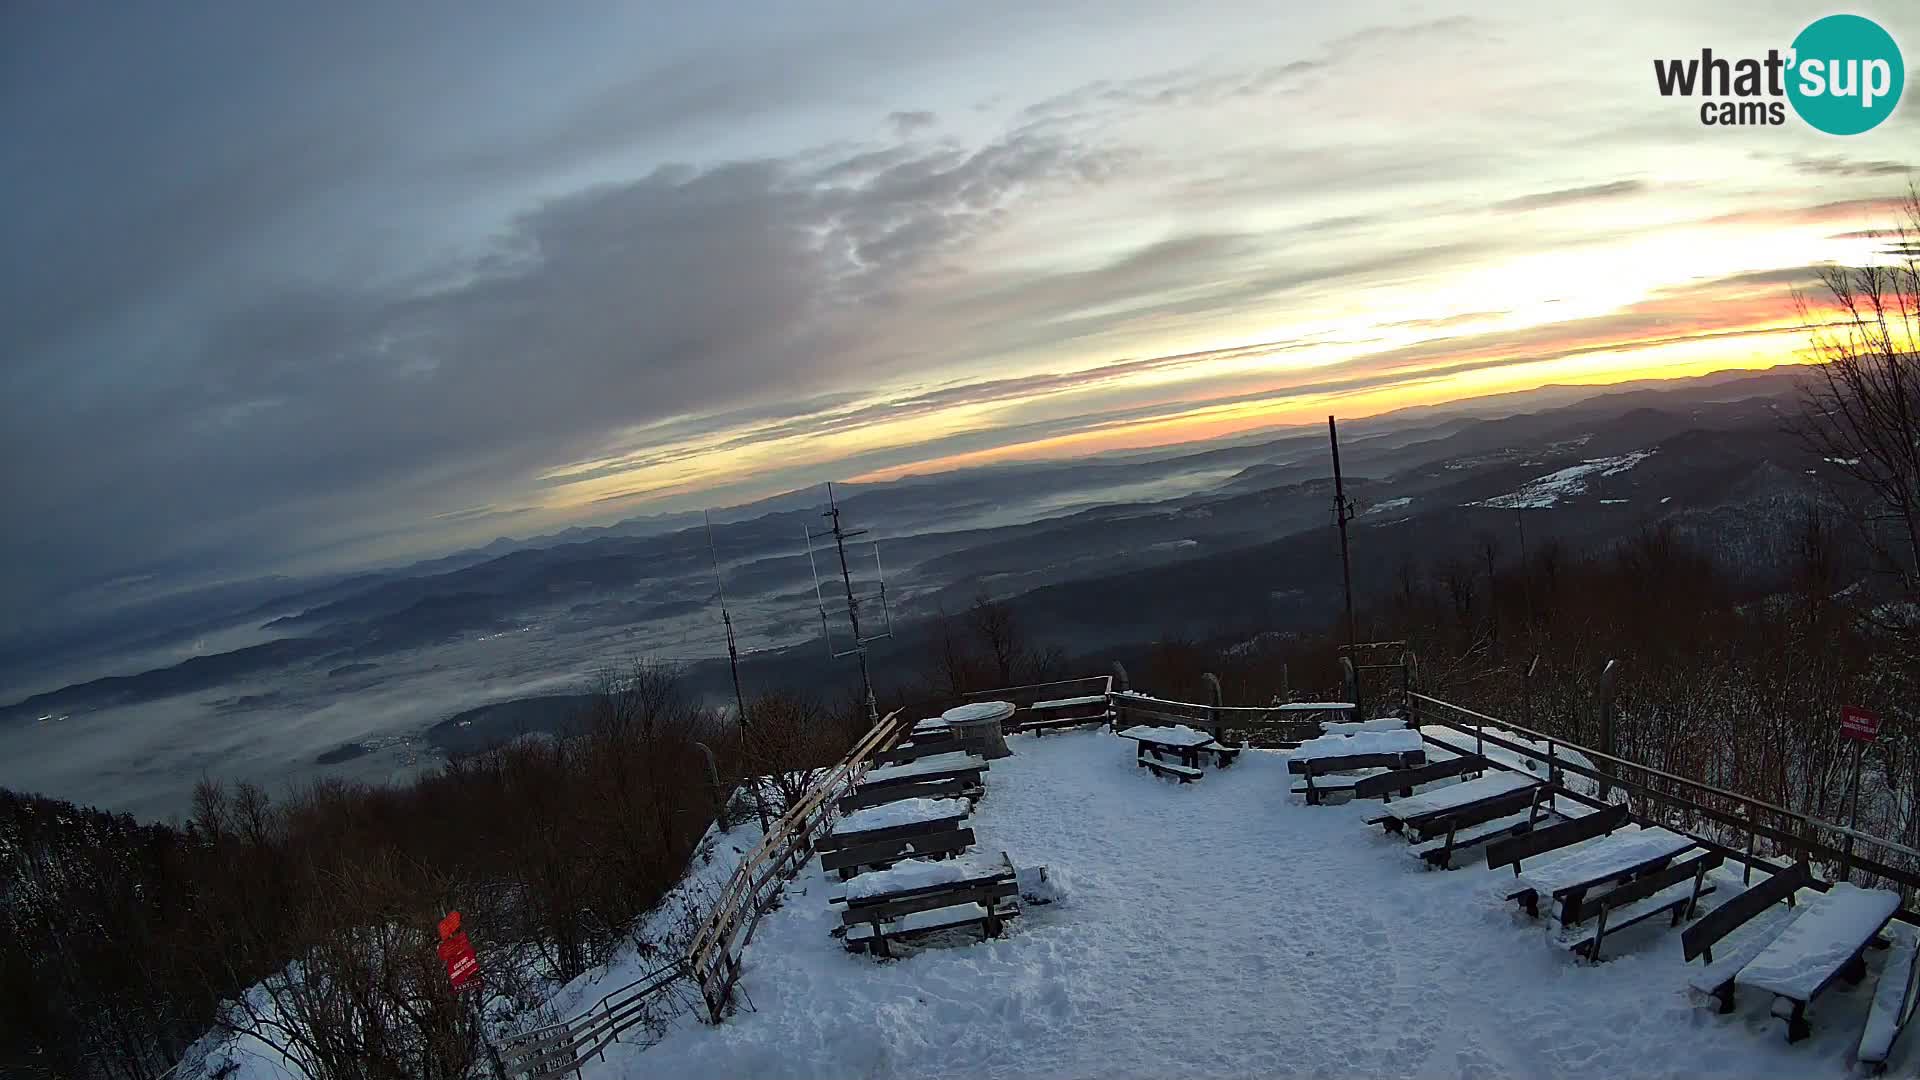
819,813,968,852
1288,751,1424,775
843,878,1018,926
838,777,973,814
819,827,975,874
876,740,964,766
1407,785,1546,841
1682,861,1811,963
1352,755,1481,800
1486,802,1628,873
1143,758,1202,782
1587,850,1724,920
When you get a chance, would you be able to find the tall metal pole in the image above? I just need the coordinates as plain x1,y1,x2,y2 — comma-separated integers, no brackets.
824,483,880,723
706,511,769,834
1328,416,1357,650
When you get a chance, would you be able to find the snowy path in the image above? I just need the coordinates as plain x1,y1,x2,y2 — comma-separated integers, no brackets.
614,730,1908,1079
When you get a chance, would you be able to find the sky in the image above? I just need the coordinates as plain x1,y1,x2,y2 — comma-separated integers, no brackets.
1,0,1915,632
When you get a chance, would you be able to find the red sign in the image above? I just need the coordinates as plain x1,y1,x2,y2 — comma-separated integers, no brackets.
436,911,480,991
1841,705,1881,742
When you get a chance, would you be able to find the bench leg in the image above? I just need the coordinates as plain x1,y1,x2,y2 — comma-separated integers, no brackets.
1713,979,1736,1015
1784,999,1809,1043
1843,950,1868,985
1519,890,1539,919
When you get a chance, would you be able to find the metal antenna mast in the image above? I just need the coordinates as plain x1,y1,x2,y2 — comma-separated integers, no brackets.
706,510,768,834
1328,415,1358,650
805,482,893,722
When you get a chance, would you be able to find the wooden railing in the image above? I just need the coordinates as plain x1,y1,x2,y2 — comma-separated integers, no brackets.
498,709,908,1079
963,675,1112,731
1408,692,1920,923
1109,690,1323,747
685,708,909,1021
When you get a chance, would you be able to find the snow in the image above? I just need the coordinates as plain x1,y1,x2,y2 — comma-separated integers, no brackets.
834,797,969,836
1031,694,1107,709
1470,449,1657,509
1421,723,1600,798
862,751,986,784
1323,717,1413,735
555,729,1911,1080
1513,826,1696,902
1114,724,1215,748
1736,883,1900,1000
945,701,1016,724
1859,926,1917,1063
1272,701,1357,712
1365,496,1413,515
1293,728,1424,760
1378,769,1538,820
844,852,1011,901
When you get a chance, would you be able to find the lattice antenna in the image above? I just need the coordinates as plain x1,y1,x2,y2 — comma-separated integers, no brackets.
802,482,892,721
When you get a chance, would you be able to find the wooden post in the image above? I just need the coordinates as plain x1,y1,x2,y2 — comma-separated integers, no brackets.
1839,740,1867,882
1596,659,1620,803
1110,661,1130,693
693,742,727,823
1279,662,1290,702
1340,656,1359,718
1744,811,1757,886
1202,672,1223,741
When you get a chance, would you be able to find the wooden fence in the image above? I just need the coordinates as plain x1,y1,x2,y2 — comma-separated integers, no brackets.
1408,691,1920,923
499,708,909,1079
963,675,1112,732
1109,690,1324,747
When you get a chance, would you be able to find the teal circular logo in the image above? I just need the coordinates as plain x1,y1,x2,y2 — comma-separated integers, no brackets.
1787,15,1905,135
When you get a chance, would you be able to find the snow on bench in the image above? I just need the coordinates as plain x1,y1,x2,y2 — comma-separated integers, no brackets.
1143,758,1203,783
1293,728,1424,760
1408,808,1539,868
1322,717,1412,736
1116,724,1215,747
1859,928,1919,1072
1511,826,1695,921
843,852,1012,902
1372,770,1536,822
1032,694,1107,710
1271,701,1356,712
834,797,969,838
862,751,986,786
1736,882,1899,1041
1689,905,1799,1006
842,899,1018,947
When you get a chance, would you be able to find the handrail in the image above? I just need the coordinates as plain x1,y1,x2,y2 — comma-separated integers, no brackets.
964,675,1110,697
500,710,907,1078
1408,693,1920,864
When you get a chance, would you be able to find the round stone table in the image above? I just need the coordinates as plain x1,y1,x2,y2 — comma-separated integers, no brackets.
941,700,1015,759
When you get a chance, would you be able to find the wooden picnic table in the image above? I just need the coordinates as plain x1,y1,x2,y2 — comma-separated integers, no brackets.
860,751,986,789
1736,882,1900,1042
835,851,1020,956
1370,770,1540,834
1511,825,1697,924
1115,724,1229,769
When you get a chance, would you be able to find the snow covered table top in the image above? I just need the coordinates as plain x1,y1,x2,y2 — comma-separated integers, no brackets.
1377,770,1537,821
862,751,987,785
843,851,1013,903
833,797,969,838
1514,826,1695,902
1115,724,1215,748
1293,728,1424,761
943,700,1015,724
1737,883,1900,1001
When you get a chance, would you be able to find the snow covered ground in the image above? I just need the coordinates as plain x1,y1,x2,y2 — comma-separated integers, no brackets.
1471,449,1657,510
593,727,1912,1079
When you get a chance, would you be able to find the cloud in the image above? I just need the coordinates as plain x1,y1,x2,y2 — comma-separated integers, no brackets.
1491,180,1646,212
888,110,937,135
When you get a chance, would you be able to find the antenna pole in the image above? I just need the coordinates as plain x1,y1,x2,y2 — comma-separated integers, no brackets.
707,511,769,835
824,483,880,723
1329,416,1357,651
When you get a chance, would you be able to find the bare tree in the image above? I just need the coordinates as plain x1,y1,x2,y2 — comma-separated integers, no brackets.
1794,188,1920,637
969,592,1023,686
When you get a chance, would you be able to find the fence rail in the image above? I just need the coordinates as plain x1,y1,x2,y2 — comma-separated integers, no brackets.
1407,692,1920,922
499,709,908,1079
1110,690,1323,746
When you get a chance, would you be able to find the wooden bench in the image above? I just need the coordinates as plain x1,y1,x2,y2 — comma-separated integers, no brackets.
838,775,977,814
842,881,1021,956
1351,754,1482,802
1566,849,1722,962
1735,883,1899,1042
1369,771,1542,840
817,800,974,879
1486,802,1629,875
875,740,965,767
1142,757,1203,783
1407,783,1555,870
1289,751,1425,805
1860,932,1919,1074
1505,825,1696,924
1022,694,1111,735
1681,860,1812,1014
